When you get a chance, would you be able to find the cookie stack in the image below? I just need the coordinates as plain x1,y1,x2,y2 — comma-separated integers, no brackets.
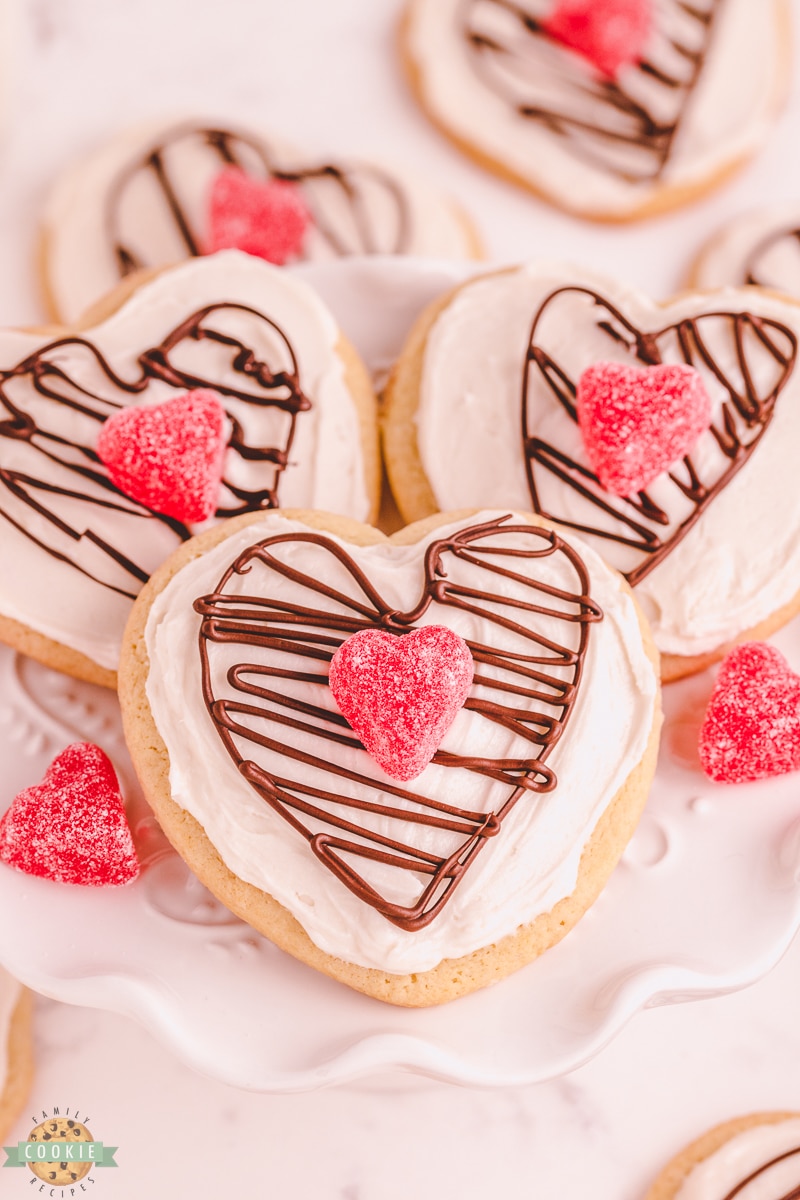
1,0,799,1044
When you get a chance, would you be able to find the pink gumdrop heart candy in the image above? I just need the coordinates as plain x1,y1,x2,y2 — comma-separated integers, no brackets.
576,360,712,497
328,625,475,782
544,0,652,77
0,742,140,886
206,168,310,265
96,388,228,524
699,643,800,783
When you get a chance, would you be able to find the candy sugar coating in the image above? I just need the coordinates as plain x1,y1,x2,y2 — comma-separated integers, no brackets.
544,0,653,78
96,388,228,524
699,643,800,783
328,625,475,782
576,360,712,497
0,742,140,885
206,168,310,265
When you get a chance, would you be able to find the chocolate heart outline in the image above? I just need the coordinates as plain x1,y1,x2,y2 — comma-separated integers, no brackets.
106,121,411,276
463,0,719,186
195,513,603,931
0,300,311,601
521,285,798,586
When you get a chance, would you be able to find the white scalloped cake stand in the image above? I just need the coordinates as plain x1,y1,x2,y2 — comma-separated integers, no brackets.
1,258,799,1092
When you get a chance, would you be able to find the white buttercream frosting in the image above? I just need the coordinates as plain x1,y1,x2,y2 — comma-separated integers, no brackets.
675,1119,800,1200
412,263,800,658
43,117,478,324
694,204,800,294
404,0,783,217
143,510,658,974
0,967,21,1095
0,250,370,671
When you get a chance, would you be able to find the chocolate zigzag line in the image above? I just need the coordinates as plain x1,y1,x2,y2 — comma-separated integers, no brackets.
521,286,797,586
196,514,603,931
0,302,311,597
462,0,718,184
104,122,411,275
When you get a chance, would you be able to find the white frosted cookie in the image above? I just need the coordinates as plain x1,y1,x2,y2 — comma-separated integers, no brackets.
692,204,800,295
382,263,800,680
0,250,379,687
0,969,33,1144
119,507,661,1005
401,0,789,221
41,117,484,324
645,1112,800,1199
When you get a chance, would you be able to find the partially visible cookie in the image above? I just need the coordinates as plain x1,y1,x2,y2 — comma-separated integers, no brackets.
382,263,800,679
644,1112,800,1199
691,203,800,294
119,505,661,1006
0,970,33,1145
0,249,379,688
41,117,484,324
400,0,790,221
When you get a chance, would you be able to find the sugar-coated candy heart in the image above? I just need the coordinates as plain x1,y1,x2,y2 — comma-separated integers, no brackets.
544,0,652,78
576,360,712,496
699,643,800,783
0,742,140,885
206,168,310,264
328,625,475,782
96,389,228,524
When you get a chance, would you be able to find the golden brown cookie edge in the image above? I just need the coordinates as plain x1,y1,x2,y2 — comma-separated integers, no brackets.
118,506,661,1007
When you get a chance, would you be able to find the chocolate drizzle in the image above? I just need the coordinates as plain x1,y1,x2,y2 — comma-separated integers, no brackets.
462,0,719,184
743,223,800,289
195,514,602,930
522,286,797,585
106,122,411,277
0,303,310,599
720,1143,800,1200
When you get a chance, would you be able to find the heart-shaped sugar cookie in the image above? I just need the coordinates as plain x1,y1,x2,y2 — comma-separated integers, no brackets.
120,508,660,1001
42,119,481,325
402,0,786,219
385,264,800,676
0,250,377,685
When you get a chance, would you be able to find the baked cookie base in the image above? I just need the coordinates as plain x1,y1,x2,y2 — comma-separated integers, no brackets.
119,506,661,1007
398,0,792,224
0,987,34,1144
0,265,381,691
644,1111,800,1200
382,273,800,684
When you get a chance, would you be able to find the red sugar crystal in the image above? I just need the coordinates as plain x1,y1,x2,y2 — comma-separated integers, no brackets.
328,625,475,782
206,168,310,265
544,0,652,78
96,389,227,524
0,743,140,886
699,643,800,783
576,360,712,497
